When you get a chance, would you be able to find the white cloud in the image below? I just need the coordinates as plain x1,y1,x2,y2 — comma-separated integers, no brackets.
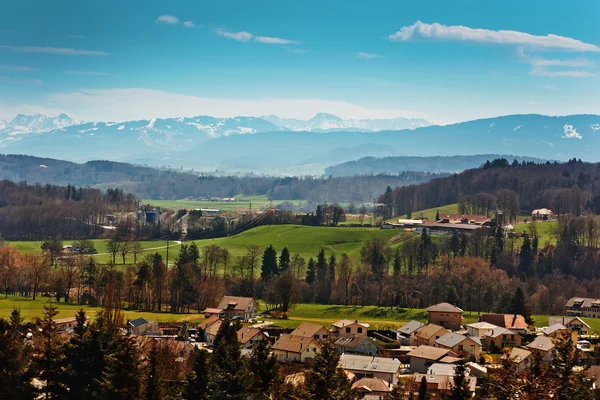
216,29,253,42
542,141,555,147
183,21,195,28
0,76,43,85
66,70,109,76
0,65,36,71
518,48,595,77
255,36,300,45
156,15,179,24
357,52,382,59
42,88,428,122
216,29,299,45
590,124,600,132
388,21,600,52
0,45,106,56
531,68,593,77
562,124,582,139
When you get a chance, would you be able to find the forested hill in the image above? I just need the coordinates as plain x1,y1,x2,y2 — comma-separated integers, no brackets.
0,154,448,203
325,154,548,176
380,158,600,220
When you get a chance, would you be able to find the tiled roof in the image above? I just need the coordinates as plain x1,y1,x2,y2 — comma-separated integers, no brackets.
435,333,481,348
290,322,329,338
197,315,220,330
407,345,452,361
527,336,555,352
426,303,464,313
339,354,401,374
335,334,378,350
216,296,257,312
396,320,425,336
351,377,391,393
415,324,447,340
333,319,369,329
237,327,264,345
272,334,320,354
480,314,529,330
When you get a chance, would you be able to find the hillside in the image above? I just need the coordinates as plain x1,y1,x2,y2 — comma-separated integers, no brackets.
325,154,549,176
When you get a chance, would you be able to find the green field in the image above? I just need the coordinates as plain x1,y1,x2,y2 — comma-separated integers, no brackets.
512,220,557,245
8,225,412,266
143,195,305,212
396,203,461,221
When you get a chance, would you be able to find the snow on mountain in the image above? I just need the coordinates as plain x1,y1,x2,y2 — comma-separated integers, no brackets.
0,120,6,130
1,113,80,136
261,113,433,132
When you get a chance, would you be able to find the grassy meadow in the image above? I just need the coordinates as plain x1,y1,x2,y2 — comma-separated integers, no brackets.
142,195,306,212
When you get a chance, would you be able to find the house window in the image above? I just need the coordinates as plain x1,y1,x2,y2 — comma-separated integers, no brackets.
469,345,475,353
346,328,351,333
323,334,328,339
358,328,363,334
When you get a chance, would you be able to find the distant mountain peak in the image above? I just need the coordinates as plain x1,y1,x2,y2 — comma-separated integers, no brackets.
261,113,433,132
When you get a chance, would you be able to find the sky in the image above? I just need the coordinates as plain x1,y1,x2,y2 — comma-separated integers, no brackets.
1,0,600,125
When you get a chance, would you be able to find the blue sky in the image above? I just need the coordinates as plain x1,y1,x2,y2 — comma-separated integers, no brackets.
1,0,599,124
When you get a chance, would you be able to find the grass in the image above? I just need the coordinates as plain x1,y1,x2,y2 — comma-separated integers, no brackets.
512,220,557,246
7,225,413,266
395,203,461,221
142,195,305,212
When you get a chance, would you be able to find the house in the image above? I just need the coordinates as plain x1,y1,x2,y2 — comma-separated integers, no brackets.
406,345,458,373
466,322,498,339
437,213,490,225
205,319,223,346
483,327,521,352
542,323,577,342
197,315,221,341
203,308,224,319
527,336,555,362
237,327,269,349
434,333,482,359
351,377,392,400
531,208,553,221
416,221,485,236
339,354,401,385
479,314,529,334
395,320,425,345
414,324,449,346
290,322,331,341
213,296,259,320
505,347,533,374
128,318,161,336
271,334,321,363
426,303,463,330
54,317,79,332
332,320,369,336
411,374,477,396
565,297,600,319
335,334,380,356
549,316,590,335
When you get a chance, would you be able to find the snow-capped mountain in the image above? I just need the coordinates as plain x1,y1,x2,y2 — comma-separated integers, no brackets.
2,114,80,136
261,113,432,132
0,120,6,130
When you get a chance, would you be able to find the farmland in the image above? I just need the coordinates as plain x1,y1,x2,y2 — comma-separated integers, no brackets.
142,195,305,212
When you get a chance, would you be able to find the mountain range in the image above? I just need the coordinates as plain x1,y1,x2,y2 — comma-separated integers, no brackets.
261,113,431,132
1,112,599,175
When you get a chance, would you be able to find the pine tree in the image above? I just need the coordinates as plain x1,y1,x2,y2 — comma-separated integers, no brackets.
185,348,210,400
31,305,66,399
305,258,316,285
302,342,359,400
510,287,533,325
247,340,279,400
261,245,278,282
519,234,534,277
210,321,249,399
435,209,440,221
418,376,428,400
315,249,329,303
188,242,200,264
393,248,401,276
328,253,336,298
279,247,291,273
450,360,470,400
144,348,164,400
0,309,34,400
450,230,460,256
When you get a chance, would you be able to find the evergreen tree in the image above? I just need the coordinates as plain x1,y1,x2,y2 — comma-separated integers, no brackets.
315,249,329,303
188,242,200,264
185,349,210,400
519,234,534,276
31,305,66,399
393,248,401,276
0,309,34,400
247,340,279,400
459,233,467,256
435,209,440,221
450,230,460,256
305,258,316,285
261,245,278,282
210,321,248,399
328,253,336,296
302,342,359,400
450,361,470,400
279,247,291,273
418,376,428,400
144,348,164,400
510,287,533,325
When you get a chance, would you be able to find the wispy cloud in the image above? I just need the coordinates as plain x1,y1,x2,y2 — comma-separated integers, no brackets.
388,21,600,52
216,29,300,45
156,15,179,24
66,70,109,76
0,65,36,71
563,124,583,139
0,45,106,56
183,21,195,28
518,48,595,77
357,52,382,59
0,76,43,85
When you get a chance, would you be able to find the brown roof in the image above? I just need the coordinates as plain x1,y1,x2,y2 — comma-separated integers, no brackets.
197,315,220,330
426,303,464,313
566,297,600,309
407,345,453,361
237,327,265,345
54,317,78,325
415,324,448,341
480,314,529,330
216,296,257,312
335,334,379,350
351,377,391,393
548,316,591,329
290,322,329,338
333,319,370,329
205,319,223,337
272,334,321,354
203,308,223,314
506,347,532,363
527,336,555,352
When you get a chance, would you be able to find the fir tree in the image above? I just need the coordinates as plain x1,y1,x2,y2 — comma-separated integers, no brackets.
144,348,164,400
279,247,291,273
185,348,210,400
450,360,470,400
418,376,428,400
315,249,329,303
210,321,249,399
393,248,401,276
261,245,278,282
0,309,34,400
519,234,534,277
305,258,316,285
435,209,440,221
510,287,533,325
247,340,279,400
302,342,359,400
31,305,66,399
